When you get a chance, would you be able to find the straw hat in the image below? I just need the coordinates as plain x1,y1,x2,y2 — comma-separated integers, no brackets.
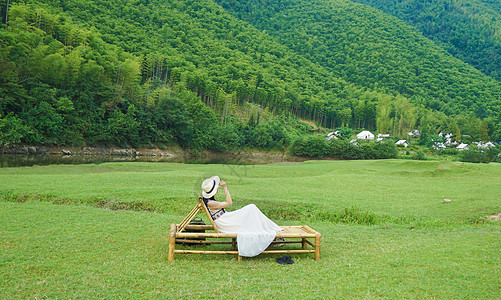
201,176,220,198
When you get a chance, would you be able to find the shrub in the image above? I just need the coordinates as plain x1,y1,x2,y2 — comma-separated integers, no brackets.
23,101,64,144
328,139,397,160
439,148,459,156
335,127,353,140
251,124,274,149
244,121,290,150
289,135,330,158
0,114,29,145
414,149,426,160
458,146,500,163
329,139,355,159
374,141,398,159
209,125,242,152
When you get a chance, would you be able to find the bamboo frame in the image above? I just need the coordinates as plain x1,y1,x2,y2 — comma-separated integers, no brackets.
177,195,219,233
168,197,321,261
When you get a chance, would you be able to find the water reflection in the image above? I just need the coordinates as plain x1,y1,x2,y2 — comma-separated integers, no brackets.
0,154,170,167
0,153,305,167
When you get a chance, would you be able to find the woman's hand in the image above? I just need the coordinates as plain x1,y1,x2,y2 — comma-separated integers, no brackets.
220,180,227,189
208,179,232,209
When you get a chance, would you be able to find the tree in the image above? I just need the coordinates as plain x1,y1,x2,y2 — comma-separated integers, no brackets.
376,94,393,134
448,118,461,142
24,101,64,144
117,58,142,100
338,107,352,127
0,113,28,145
106,104,140,146
479,121,490,142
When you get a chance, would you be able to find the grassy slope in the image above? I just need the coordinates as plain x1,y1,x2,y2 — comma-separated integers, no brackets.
0,160,500,298
0,160,499,223
1,201,499,298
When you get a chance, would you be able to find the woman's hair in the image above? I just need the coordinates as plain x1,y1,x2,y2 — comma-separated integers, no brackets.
202,195,214,207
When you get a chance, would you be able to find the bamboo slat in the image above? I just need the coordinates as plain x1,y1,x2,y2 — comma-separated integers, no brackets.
176,238,304,245
271,240,302,244
174,249,315,255
198,197,219,233
276,232,316,238
260,249,315,254
276,226,318,238
179,224,215,230
177,204,201,232
302,225,318,235
304,239,315,248
176,232,237,238
175,229,317,239
175,239,234,245
175,250,239,255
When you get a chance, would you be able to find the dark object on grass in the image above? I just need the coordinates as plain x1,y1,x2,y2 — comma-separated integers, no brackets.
276,256,294,264
271,237,285,247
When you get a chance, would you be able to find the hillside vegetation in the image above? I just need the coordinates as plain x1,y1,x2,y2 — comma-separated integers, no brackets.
1,0,500,149
217,0,501,118
351,0,501,81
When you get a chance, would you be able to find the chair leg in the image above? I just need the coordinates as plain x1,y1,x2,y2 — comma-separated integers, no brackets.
302,238,307,249
238,255,242,262
168,223,176,261
315,233,321,260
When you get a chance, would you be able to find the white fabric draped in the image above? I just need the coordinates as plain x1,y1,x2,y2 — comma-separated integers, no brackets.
213,204,282,257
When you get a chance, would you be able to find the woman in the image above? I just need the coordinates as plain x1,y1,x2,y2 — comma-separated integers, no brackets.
201,176,282,257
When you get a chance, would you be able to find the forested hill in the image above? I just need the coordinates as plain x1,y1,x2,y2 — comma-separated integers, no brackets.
350,0,501,81
1,0,501,149
215,0,501,117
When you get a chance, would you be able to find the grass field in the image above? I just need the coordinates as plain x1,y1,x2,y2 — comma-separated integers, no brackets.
1,159,500,298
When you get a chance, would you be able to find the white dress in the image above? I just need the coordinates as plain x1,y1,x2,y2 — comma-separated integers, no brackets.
212,204,283,257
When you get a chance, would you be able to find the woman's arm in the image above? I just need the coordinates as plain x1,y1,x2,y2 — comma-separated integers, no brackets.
207,180,232,209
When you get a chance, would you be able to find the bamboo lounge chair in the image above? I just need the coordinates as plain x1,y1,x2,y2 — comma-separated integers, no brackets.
168,197,321,261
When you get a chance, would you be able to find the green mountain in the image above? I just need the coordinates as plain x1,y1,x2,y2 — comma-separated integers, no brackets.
350,0,501,81
216,0,500,117
1,0,500,149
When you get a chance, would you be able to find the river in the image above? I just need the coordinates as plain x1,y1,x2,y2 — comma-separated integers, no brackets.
0,152,306,167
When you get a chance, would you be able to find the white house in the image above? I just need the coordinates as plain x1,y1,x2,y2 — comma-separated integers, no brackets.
433,142,446,150
475,141,495,148
357,130,374,140
395,140,409,147
445,140,458,147
438,132,453,138
456,143,469,151
408,130,420,137
326,131,339,141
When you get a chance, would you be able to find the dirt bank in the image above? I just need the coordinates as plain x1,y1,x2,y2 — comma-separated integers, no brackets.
0,144,183,158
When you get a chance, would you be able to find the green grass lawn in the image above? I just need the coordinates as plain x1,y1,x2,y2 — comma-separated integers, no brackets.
1,160,500,298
